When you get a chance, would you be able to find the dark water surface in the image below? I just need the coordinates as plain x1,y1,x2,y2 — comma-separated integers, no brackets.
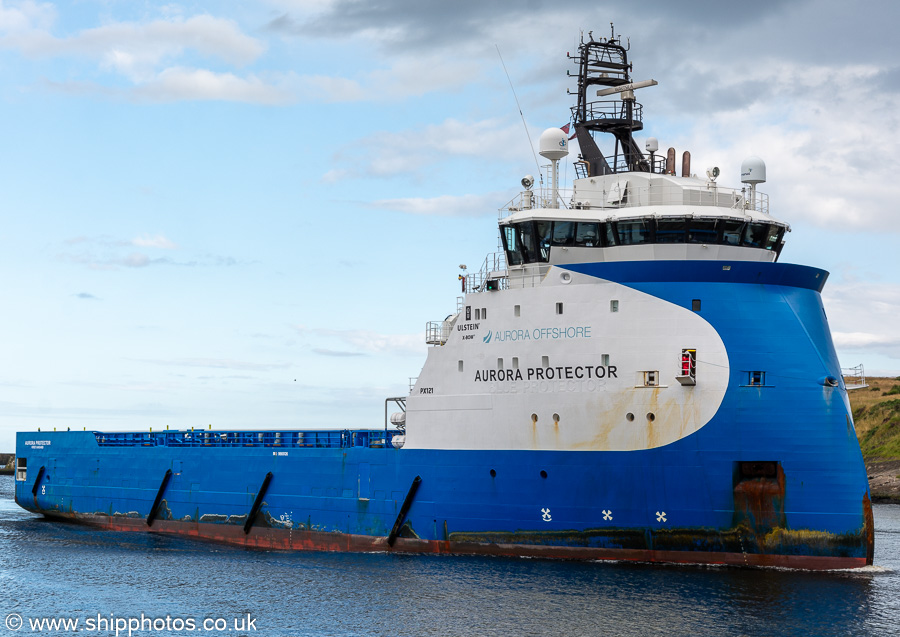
2,475,899,636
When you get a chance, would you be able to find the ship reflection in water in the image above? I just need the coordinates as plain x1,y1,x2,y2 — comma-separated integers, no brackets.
1,477,897,636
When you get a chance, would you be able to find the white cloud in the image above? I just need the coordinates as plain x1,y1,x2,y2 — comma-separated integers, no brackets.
824,281,900,360
649,60,900,234
0,11,278,102
261,0,340,15
295,55,481,103
370,193,504,217
327,118,526,180
0,0,55,33
2,14,263,68
833,332,900,349
121,252,152,268
132,234,177,249
298,74,366,102
133,67,294,104
58,235,243,270
365,56,481,100
139,358,292,371
295,325,421,356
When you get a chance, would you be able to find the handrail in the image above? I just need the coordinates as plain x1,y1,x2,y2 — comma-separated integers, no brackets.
501,183,770,217
842,364,868,390
463,251,508,294
92,429,401,449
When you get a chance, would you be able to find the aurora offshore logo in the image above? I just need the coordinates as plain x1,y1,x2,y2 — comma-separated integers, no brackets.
482,326,592,344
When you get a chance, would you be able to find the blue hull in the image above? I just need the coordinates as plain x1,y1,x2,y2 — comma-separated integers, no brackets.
13,261,874,568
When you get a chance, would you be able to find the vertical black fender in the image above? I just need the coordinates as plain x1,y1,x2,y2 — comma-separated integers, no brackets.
146,469,173,527
388,475,421,547
244,472,274,535
30,465,46,498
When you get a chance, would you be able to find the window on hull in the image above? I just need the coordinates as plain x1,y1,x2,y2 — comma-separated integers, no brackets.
500,219,786,265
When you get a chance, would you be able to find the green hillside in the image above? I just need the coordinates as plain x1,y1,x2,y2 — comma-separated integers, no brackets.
850,377,900,459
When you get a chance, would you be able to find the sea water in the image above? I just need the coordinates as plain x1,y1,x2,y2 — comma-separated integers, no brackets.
1,475,898,636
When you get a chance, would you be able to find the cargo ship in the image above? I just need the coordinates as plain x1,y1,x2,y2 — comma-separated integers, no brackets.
14,32,873,569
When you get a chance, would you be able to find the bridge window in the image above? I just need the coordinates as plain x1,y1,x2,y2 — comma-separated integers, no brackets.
615,219,652,245
535,220,552,261
503,218,786,265
501,225,523,266
600,222,617,246
763,225,784,251
501,222,551,264
688,219,719,243
742,222,770,249
574,222,600,247
742,222,783,251
721,220,745,245
656,218,687,243
551,221,575,246
518,222,538,263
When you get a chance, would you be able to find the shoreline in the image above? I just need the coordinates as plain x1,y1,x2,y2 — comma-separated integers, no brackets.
866,458,900,504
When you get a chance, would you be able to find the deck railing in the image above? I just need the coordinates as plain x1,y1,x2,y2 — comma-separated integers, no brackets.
501,184,769,216
842,364,868,390
93,429,401,449
463,251,508,294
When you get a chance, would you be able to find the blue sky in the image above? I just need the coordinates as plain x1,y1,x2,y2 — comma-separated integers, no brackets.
1,0,898,450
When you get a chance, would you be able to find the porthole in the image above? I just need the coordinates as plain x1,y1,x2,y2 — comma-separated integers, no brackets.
490,469,496,478
647,412,656,421
552,413,560,423
531,413,539,424
626,412,635,422
540,470,548,479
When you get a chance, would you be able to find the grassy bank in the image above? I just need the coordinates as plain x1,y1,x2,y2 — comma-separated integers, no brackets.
849,377,900,502
850,377,900,459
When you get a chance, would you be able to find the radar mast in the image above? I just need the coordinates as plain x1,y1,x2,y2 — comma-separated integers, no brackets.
569,26,652,176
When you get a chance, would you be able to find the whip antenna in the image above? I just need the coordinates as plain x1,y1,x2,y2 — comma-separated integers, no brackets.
496,45,543,186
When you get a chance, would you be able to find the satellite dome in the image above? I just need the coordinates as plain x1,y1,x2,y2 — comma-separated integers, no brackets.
741,156,767,185
539,128,569,161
